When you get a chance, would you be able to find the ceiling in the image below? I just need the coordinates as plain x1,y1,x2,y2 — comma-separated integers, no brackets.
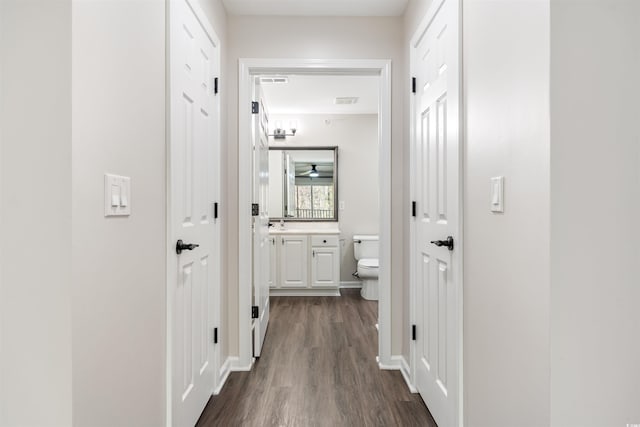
222,0,408,16
261,75,379,115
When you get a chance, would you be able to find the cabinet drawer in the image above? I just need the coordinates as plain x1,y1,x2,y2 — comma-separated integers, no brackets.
311,235,339,247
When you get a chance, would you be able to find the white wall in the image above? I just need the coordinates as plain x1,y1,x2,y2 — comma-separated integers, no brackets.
550,1,640,425
270,114,379,282
71,1,166,425
0,1,73,425
463,1,551,425
226,16,405,356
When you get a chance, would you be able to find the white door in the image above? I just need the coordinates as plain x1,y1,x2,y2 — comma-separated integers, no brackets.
280,235,308,288
169,0,220,425
311,247,339,288
252,84,270,357
411,0,461,426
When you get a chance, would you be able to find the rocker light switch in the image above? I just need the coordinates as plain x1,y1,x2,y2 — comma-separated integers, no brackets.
111,185,121,207
490,176,504,213
105,173,131,217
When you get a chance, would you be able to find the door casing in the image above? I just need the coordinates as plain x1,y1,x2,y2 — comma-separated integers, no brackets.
237,58,393,370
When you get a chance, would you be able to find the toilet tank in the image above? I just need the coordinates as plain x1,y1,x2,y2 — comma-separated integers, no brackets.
353,235,379,260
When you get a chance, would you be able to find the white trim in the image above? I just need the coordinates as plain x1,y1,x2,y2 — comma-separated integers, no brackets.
400,356,418,393
238,58,393,371
269,289,341,297
378,355,417,393
339,281,362,289
166,2,222,425
214,357,233,395
230,356,254,372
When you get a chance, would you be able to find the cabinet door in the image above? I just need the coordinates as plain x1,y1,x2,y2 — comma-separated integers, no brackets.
269,236,277,288
280,236,308,288
311,246,340,288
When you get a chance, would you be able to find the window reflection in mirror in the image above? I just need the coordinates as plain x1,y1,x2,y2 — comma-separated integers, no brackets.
268,147,338,221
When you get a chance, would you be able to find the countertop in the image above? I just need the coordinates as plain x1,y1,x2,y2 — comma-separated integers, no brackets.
269,228,340,235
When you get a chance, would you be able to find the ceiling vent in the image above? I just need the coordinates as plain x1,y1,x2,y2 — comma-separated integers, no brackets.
260,76,289,84
334,97,359,105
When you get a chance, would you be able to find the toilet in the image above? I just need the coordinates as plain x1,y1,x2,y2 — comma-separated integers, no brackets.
353,235,379,300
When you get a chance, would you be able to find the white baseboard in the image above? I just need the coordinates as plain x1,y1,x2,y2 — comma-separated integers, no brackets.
339,281,362,289
214,356,255,395
377,355,417,393
214,356,234,395
399,356,417,393
378,355,401,370
270,288,340,297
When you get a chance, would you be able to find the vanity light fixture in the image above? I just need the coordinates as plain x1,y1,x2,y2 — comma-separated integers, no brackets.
269,120,298,139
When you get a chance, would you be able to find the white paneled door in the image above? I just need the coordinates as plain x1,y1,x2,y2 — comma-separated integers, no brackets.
411,0,461,426
252,83,270,357
169,1,220,426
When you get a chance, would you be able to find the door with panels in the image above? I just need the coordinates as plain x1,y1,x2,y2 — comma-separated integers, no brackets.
252,83,270,357
410,0,461,426
169,0,221,426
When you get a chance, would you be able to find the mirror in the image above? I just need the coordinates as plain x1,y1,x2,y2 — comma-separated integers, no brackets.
268,146,338,221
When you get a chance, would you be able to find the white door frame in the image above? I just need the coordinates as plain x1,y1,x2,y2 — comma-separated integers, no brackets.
409,0,464,424
237,58,393,369
166,0,222,425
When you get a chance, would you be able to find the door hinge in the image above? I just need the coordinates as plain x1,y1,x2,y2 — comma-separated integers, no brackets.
214,77,219,95
214,202,219,219
251,101,259,114
252,203,259,216
412,77,416,94
412,324,417,341
252,306,259,319
213,327,218,344
412,201,417,217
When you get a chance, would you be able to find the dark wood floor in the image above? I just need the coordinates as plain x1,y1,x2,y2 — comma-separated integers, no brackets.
196,290,436,427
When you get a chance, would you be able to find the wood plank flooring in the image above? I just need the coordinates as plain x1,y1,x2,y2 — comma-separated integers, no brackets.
196,290,436,427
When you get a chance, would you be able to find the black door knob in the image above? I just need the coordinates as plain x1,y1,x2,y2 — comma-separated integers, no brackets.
176,239,199,254
430,236,454,251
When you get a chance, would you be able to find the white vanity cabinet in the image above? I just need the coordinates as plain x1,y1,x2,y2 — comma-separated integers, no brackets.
310,236,340,288
279,235,308,288
269,236,277,288
269,231,340,296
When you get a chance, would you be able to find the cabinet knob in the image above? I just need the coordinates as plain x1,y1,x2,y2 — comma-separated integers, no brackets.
323,239,327,243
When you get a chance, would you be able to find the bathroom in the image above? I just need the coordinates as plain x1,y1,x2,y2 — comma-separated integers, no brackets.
260,74,381,304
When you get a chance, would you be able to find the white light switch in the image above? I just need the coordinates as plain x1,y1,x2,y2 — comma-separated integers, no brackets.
105,173,131,217
119,177,130,207
490,176,504,213
339,201,345,211
111,185,120,207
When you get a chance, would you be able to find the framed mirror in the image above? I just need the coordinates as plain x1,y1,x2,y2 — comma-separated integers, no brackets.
268,146,338,221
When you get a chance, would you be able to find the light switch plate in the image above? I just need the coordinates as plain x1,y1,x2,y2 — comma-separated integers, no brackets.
105,173,131,217
490,176,504,213
339,201,345,211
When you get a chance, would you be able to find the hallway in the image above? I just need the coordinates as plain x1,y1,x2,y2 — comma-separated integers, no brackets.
196,290,436,426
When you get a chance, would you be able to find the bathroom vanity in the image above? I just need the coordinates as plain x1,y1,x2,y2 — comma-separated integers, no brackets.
268,229,341,296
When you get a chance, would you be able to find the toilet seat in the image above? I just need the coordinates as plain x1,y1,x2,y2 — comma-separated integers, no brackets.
357,258,379,279
358,258,378,269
